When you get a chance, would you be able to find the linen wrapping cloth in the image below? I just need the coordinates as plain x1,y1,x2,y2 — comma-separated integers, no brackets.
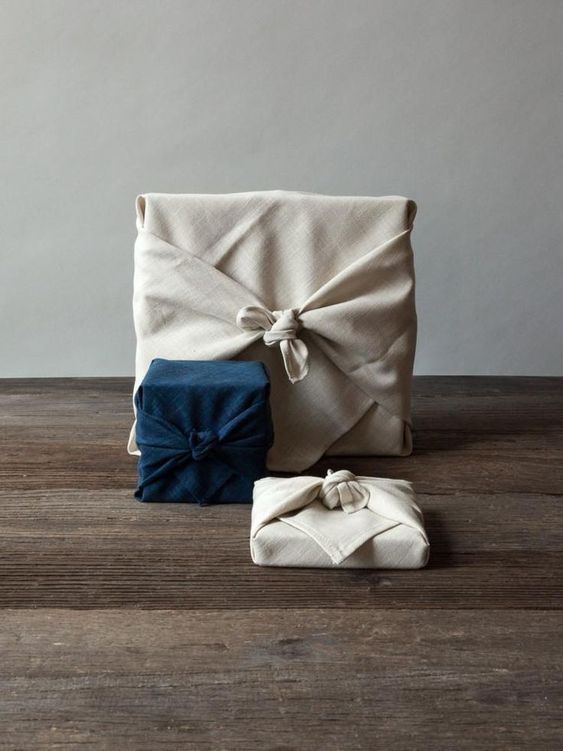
130,190,417,472
134,358,273,504
251,470,429,568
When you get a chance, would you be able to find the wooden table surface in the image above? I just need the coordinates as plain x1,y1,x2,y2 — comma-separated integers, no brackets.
1,377,562,750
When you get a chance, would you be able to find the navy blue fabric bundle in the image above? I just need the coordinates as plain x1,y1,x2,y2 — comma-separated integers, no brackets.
134,359,273,504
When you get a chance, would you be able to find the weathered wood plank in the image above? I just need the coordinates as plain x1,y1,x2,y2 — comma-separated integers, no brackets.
1,374,561,396
1,445,560,494
1,377,562,434
0,490,560,552
1,546,561,609
0,377,561,494
1,609,561,751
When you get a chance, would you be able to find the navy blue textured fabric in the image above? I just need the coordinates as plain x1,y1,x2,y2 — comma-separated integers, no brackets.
134,359,273,504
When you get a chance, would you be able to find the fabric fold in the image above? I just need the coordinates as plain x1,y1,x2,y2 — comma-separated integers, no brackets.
251,470,429,568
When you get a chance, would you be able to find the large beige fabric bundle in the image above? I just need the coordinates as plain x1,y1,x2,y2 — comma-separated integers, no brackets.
251,470,429,569
130,191,417,471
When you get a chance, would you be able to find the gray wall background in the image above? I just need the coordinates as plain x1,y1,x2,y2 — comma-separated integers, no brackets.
1,0,561,377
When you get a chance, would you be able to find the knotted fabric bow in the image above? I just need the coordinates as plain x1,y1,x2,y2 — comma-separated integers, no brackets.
236,306,309,384
188,429,219,461
135,400,270,503
319,469,370,513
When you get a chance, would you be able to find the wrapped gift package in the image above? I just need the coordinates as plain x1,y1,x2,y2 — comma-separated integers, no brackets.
251,470,429,569
134,358,273,504
129,190,417,471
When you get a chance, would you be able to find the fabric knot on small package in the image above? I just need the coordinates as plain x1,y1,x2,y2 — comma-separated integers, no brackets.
251,470,429,569
129,190,417,472
134,358,273,504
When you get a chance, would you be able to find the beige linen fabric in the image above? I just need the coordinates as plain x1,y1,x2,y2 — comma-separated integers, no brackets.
130,191,417,471
251,470,429,569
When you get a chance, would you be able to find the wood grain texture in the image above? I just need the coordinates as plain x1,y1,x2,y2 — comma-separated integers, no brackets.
1,609,562,751
0,489,561,609
0,377,562,748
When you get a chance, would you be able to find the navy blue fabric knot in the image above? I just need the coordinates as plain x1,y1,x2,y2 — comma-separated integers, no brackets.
189,429,219,461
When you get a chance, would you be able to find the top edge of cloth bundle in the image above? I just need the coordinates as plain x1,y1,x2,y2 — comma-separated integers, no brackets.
130,190,417,471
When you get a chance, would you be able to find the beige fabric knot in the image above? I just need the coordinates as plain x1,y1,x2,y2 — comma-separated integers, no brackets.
263,309,299,345
319,469,370,514
237,305,309,384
